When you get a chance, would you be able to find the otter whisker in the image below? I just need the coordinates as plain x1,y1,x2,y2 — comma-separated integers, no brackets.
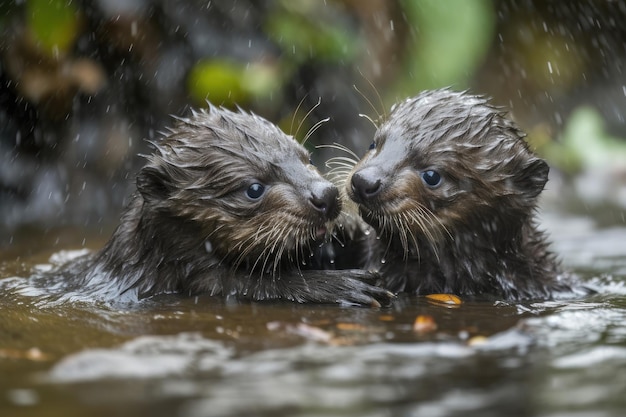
329,224,347,249
378,212,396,264
399,213,417,260
255,247,272,278
230,217,282,272
428,209,453,241
406,208,440,263
357,68,386,120
290,93,310,137
409,207,441,257
328,169,356,183
317,142,360,161
326,168,355,182
405,208,434,245
232,222,273,262
326,166,354,180
303,117,330,145
397,212,413,259
358,113,379,130
353,84,382,127
295,97,322,142
325,156,359,168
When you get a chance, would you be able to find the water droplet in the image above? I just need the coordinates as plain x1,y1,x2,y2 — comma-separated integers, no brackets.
380,259,386,264
204,240,213,253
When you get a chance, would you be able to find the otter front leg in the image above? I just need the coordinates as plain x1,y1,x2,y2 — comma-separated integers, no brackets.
214,269,394,307
281,270,395,307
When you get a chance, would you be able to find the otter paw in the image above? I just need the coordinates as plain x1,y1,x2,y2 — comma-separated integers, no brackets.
336,272,395,308
271,270,395,307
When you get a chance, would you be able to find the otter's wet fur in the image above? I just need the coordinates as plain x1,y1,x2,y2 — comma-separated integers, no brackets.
53,105,392,306
344,89,579,301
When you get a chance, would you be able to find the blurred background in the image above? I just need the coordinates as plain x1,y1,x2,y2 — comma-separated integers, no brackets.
1,0,626,241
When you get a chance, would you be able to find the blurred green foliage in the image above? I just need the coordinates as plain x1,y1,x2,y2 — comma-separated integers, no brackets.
187,60,281,107
398,0,495,94
540,107,626,174
264,4,359,65
27,0,80,55
186,0,495,108
187,0,359,108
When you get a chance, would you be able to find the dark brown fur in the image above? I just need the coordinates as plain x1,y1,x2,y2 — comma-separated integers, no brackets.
52,106,392,306
345,89,581,301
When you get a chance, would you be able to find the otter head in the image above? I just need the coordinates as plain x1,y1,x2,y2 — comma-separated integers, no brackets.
136,105,340,271
346,89,549,252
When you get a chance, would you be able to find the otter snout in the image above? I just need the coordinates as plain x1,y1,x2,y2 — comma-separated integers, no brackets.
309,182,341,219
350,167,383,203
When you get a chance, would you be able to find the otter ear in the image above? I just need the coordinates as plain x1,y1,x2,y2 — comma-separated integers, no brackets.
137,166,171,202
515,158,549,198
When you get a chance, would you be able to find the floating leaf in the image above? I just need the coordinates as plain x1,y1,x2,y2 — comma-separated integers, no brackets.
425,293,463,306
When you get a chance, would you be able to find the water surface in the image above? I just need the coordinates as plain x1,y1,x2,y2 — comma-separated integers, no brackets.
1,206,626,417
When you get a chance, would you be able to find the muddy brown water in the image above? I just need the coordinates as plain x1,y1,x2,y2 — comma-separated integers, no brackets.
1,206,626,417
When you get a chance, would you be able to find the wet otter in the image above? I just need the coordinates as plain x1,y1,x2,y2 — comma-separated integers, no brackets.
51,105,392,306
344,89,578,300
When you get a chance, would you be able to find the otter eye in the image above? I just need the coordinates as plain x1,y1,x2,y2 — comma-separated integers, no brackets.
421,170,441,187
368,141,376,150
246,183,266,200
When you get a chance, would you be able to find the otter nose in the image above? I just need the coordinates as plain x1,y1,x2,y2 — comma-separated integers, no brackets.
351,168,382,202
309,183,340,219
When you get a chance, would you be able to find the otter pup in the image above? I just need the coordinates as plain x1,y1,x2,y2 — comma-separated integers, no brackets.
51,106,392,306
345,89,577,300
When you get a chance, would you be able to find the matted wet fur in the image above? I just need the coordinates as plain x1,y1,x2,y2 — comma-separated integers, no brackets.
341,88,582,301
52,105,392,306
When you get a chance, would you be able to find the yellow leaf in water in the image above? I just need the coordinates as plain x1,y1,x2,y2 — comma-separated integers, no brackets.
425,293,463,306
